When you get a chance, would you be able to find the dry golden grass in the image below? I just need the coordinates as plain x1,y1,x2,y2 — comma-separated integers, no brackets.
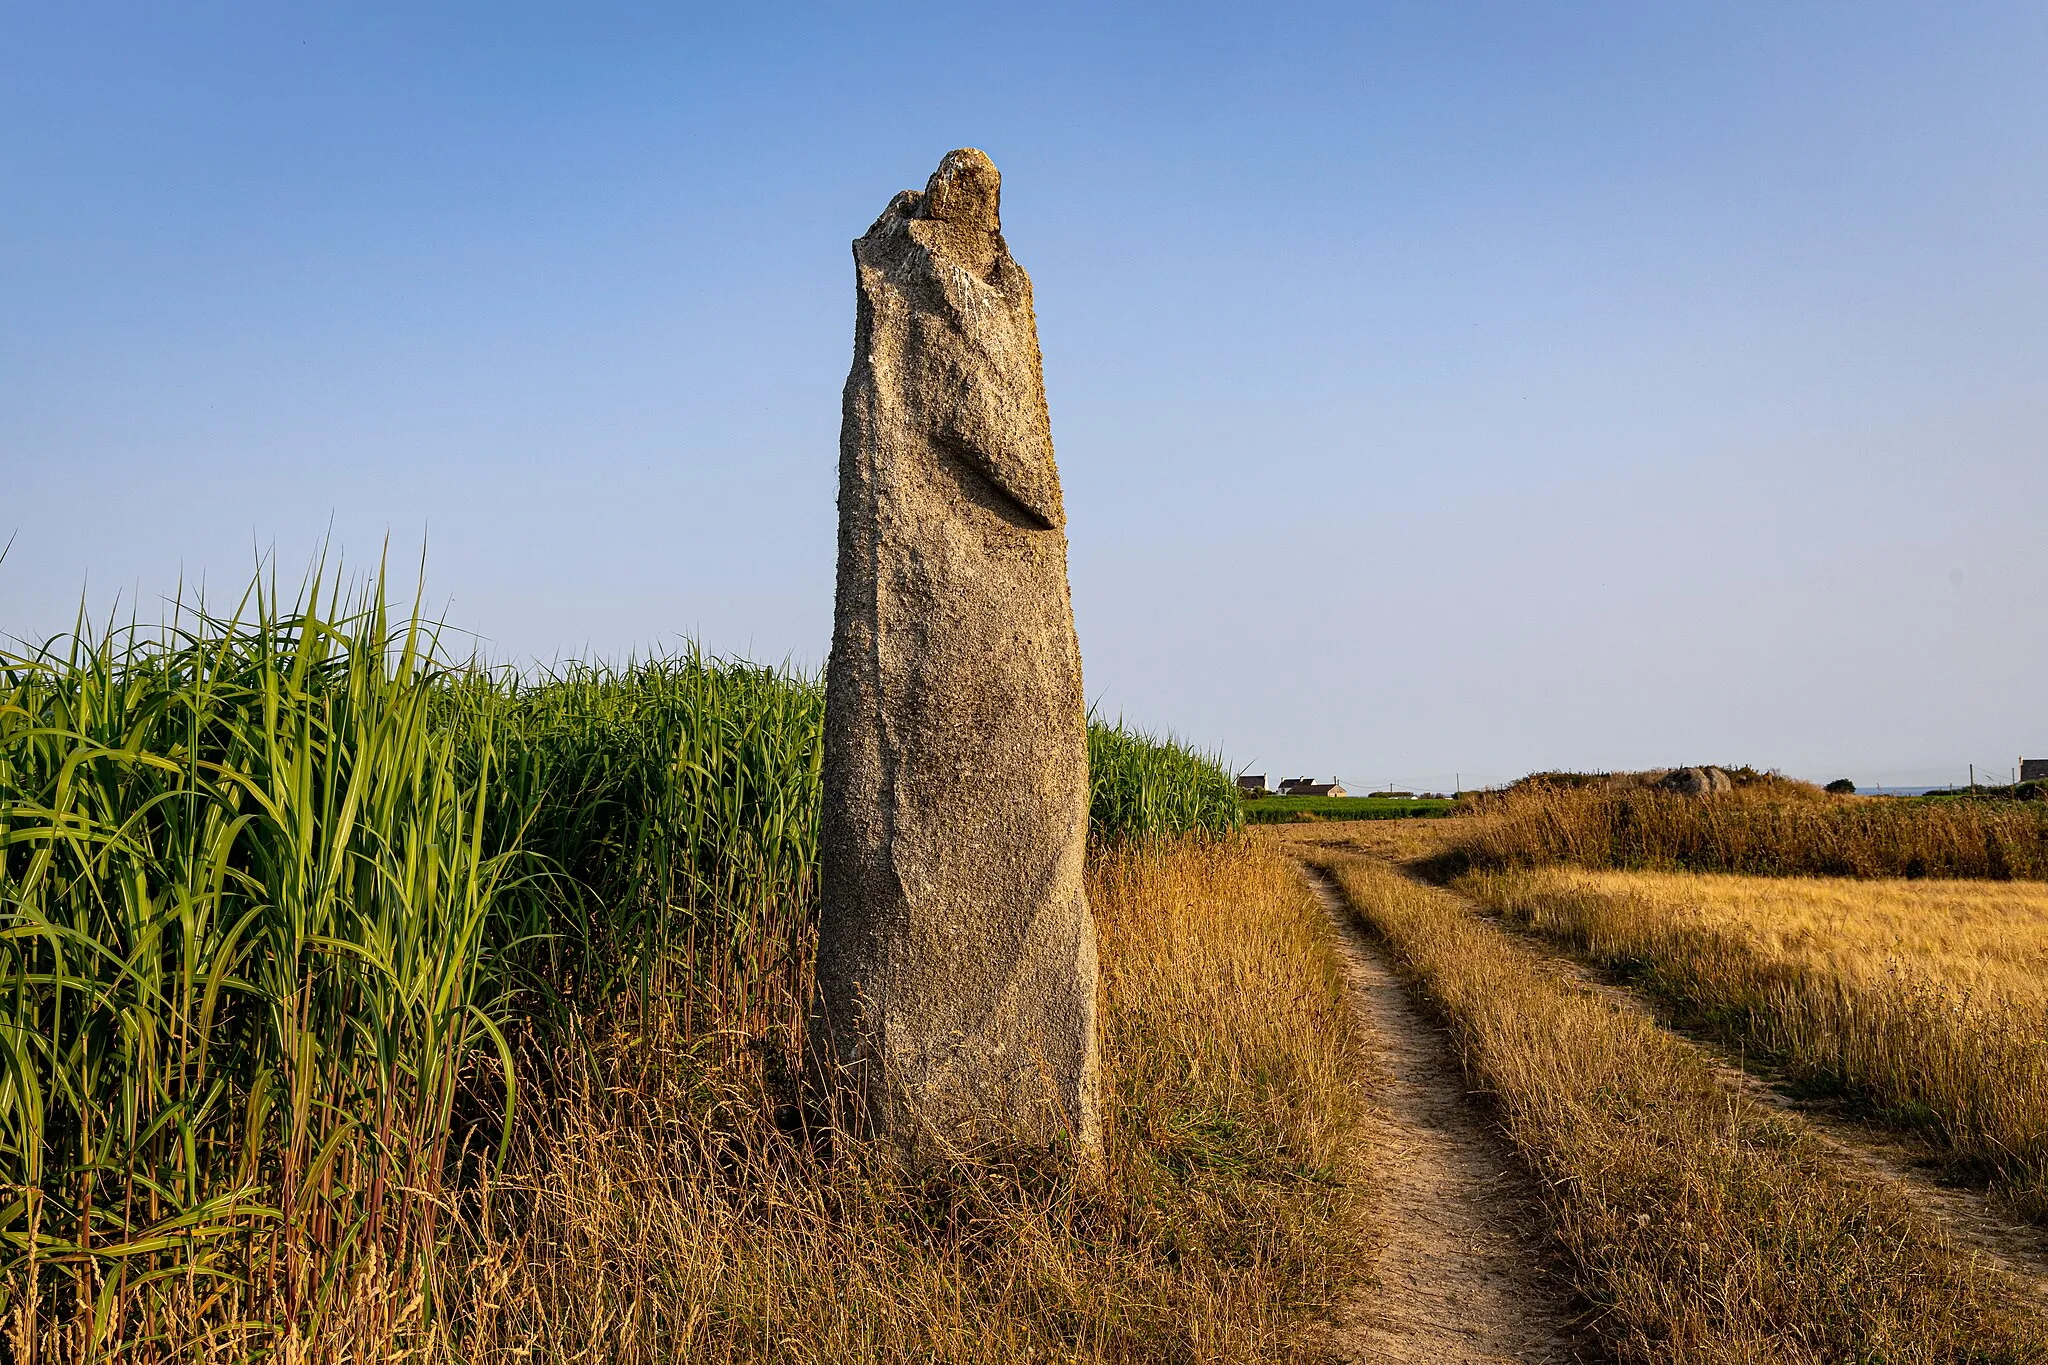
1471,866,2048,1002
312,838,1366,1364
1459,783,2048,880
7,840,1367,1363
1308,851,2048,1364
1461,865,2048,1214
1257,816,1467,866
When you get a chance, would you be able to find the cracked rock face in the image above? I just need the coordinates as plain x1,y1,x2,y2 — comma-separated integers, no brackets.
814,148,1100,1166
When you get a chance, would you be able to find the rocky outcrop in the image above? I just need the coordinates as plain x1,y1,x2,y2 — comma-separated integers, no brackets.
814,149,1100,1166
1658,766,1735,797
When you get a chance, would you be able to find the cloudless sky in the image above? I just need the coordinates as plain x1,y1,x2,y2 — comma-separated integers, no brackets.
4,2,2044,790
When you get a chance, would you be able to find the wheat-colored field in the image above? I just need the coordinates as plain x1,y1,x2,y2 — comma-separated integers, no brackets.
1459,780,2048,879
1309,851,2048,1364
1460,865,2048,1212
1468,866,2048,1001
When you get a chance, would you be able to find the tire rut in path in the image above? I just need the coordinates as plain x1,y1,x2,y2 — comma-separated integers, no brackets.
1415,870,2048,1299
1301,864,1588,1364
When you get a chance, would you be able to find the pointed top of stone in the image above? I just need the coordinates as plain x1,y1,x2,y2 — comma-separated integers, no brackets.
918,148,1001,234
868,148,1005,281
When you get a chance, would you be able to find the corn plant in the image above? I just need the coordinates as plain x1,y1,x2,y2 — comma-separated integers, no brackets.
0,571,515,1354
471,651,825,1048
1087,718,1244,842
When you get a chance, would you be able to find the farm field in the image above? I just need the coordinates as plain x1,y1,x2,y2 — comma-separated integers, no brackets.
1298,848,2048,1363
1261,799,2048,1359
2,578,1376,1363
1461,776,2048,879
14,580,2048,1359
1241,795,1454,824
1462,865,2048,1004
1459,865,2048,1214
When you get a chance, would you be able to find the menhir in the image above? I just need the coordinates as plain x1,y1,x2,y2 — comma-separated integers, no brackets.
813,148,1100,1167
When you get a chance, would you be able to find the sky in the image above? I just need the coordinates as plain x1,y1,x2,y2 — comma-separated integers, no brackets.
3,2,2044,792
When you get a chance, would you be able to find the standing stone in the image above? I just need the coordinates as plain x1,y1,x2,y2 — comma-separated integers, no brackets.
814,148,1101,1166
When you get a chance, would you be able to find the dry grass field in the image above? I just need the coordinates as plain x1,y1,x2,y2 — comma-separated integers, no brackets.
1460,864,2048,1214
1463,865,2048,1003
416,838,1371,1365
19,598,2048,1365
38,837,1367,1364
0,584,1357,1362
1305,850,2048,1363
1457,780,2048,880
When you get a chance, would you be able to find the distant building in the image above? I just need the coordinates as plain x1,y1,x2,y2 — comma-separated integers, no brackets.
1279,777,1347,797
1236,773,1269,795
2024,759,2048,783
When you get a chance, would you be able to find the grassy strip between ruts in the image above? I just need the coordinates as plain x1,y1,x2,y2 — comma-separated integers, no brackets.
414,838,1371,1363
1456,866,2048,1221
1303,851,2048,1365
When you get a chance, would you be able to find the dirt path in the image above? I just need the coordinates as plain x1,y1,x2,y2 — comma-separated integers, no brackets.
1425,872,2048,1297
1301,865,1589,1363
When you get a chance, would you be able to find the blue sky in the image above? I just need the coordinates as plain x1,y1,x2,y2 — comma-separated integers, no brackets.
4,2,2043,790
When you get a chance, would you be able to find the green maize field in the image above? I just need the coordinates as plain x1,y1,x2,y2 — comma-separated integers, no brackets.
1241,795,1455,824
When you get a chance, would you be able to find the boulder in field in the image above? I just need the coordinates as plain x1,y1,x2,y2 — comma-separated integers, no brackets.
1659,766,1735,797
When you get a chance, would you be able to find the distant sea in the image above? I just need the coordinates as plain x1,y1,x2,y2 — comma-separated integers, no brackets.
1853,785,2029,796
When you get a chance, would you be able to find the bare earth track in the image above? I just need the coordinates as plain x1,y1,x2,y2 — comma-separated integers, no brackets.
1302,865,1588,1364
